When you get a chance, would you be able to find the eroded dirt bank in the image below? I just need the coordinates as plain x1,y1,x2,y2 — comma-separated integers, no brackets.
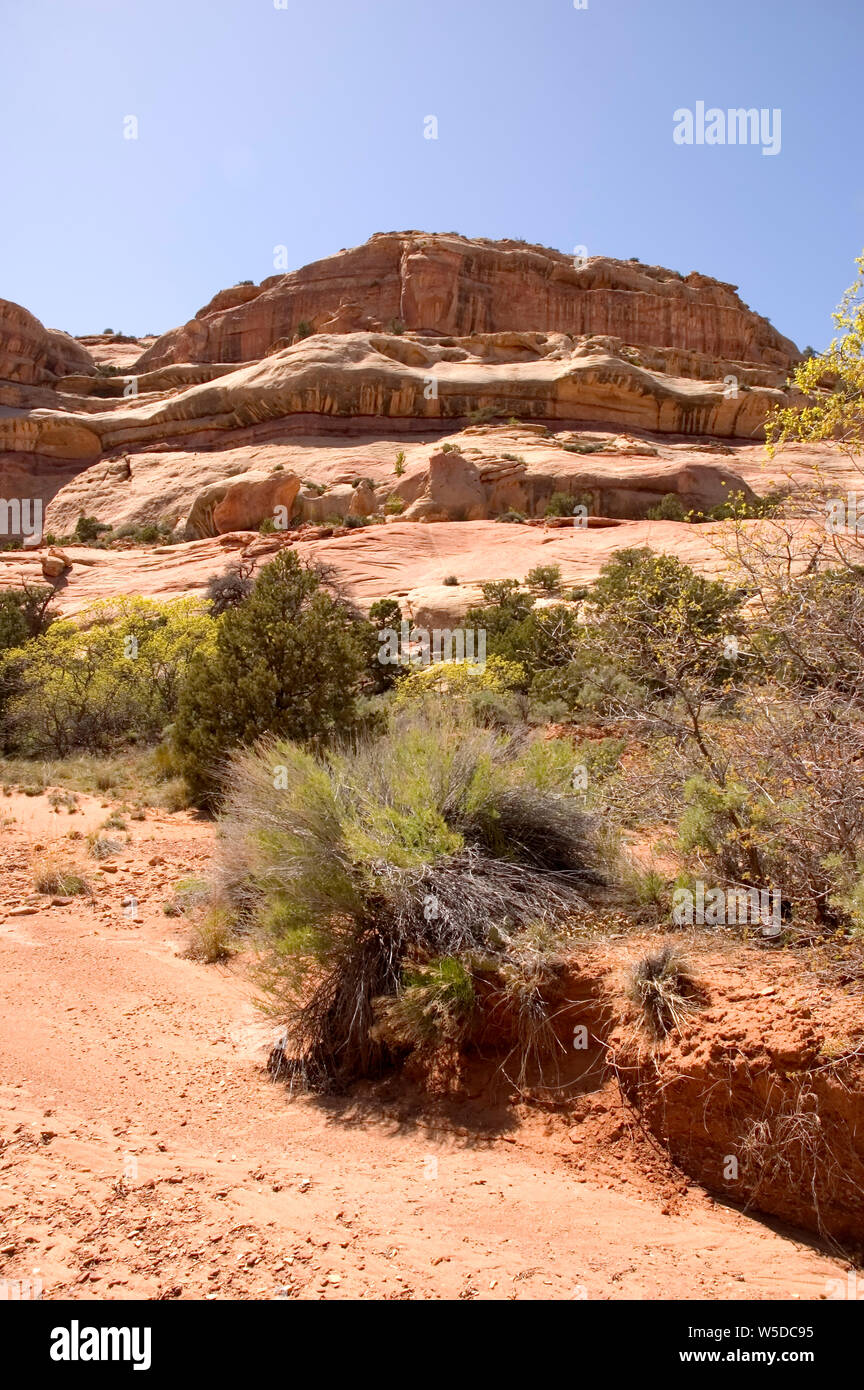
0,790,853,1300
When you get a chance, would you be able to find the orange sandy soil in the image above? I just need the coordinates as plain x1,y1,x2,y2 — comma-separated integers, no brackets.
0,789,849,1301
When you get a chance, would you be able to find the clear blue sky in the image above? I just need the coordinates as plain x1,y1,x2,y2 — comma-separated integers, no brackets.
2,0,861,352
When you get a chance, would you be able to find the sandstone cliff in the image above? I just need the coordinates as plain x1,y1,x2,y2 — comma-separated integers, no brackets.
0,298,97,385
135,233,799,372
0,232,811,556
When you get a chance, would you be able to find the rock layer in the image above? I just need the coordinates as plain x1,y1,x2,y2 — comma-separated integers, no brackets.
135,233,799,372
0,331,790,469
0,298,97,385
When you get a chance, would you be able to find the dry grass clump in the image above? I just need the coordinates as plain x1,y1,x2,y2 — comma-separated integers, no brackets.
47,788,79,813
735,1081,847,1234
163,876,210,918
87,832,125,860
629,946,699,1037
32,853,90,897
184,907,236,964
217,704,600,1091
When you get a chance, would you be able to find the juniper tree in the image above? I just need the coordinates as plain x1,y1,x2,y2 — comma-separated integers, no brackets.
173,550,371,807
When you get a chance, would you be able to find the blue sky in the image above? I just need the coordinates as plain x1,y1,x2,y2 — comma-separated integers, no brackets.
1,0,861,352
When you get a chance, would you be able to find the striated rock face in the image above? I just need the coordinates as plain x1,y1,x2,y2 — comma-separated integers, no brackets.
0,232,811,549
0,330,787,466
184,470,302,539
0,298,97,384
400,449,754,523
135,233,799,372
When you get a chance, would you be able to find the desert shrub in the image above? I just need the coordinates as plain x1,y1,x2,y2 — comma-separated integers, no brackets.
0,585,55,653
113,521,173,545
562,440,603,455
1,596,213,757
526,564,562,593
392,655,525,706
48,788,79,812
443,575,459,586
465,687,526,728
629,948,699,1037
383,494,405,515
185,907,236,963
528,656,637,715
296,321,314,339
217,705,598,1090
163,876,210,917
0,585,57,736
171,550,372,809
646,493,686,521
366,598,403,693
584,548,744,697
87,832,124,860
704,489,780,522
753,568,864,698
545,491,587,518
373,956,475,1048
467,406,501,426
464,583,580,679
73,514,111,544
206,567,254,616
32,855,90,896
495,511,526,523
394,451,406,476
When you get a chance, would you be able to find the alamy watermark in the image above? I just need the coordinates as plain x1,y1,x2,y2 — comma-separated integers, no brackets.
673,103,781,157
672,882,782,930
0,498,42,546
377,622,486,669
826,494,864,534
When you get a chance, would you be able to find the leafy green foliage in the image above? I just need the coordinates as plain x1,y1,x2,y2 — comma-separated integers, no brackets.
172,550,372,808
1,596,211,756
218,704,597,1088
464,582,579,680
526,564,562,593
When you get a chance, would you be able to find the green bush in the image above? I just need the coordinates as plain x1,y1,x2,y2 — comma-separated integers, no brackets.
218,705,598,1089
1,596,212,757
585,548,744,694
73,514,111,544
646,493,687,522
526,564,562,593
545,491,588,518
0,585,55,656
464,582,580,678
172,550,372,808
392,655,526,706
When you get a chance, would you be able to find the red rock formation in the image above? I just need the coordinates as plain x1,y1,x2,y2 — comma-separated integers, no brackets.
0,298,97,384
135,233,799,372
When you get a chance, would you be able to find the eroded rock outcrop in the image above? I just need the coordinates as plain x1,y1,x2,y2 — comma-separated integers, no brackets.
0,331,788,465
185,470,302,539
135,233,799,372
399,448,754,522
0,299,97,384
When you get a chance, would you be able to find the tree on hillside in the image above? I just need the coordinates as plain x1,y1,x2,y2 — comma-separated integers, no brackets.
172,550,372,808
